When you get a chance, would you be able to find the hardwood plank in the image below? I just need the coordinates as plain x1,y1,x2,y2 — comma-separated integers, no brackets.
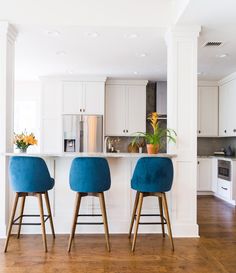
0,196,235,273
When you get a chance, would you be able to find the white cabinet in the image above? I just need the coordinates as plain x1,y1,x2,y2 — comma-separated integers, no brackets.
62,81,105,115
41,80,63,153
62,82,83,114
197,86,218,137
219,79,236,136
41,78,105,153
105,80,147,136
197,158,212,192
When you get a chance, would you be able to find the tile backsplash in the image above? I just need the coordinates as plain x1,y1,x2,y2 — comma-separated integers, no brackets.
197,137,236,156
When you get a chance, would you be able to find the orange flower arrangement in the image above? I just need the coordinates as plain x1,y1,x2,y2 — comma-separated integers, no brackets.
14,130,37,152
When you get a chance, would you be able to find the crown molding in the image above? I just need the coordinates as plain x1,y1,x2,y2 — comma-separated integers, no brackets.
106,79,148,86
0,22,17,42
198,81,218,87
219,72,236,86
165,25,201,44
39,75,107,82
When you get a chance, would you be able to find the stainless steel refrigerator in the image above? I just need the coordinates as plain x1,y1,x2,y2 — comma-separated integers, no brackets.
63,115,103,152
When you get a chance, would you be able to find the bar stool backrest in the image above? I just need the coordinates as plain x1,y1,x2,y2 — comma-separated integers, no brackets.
131,157,173,193
69,157,111,193
9,156,54,193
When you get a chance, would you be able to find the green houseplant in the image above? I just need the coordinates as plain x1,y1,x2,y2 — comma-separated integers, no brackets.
132,112,176,154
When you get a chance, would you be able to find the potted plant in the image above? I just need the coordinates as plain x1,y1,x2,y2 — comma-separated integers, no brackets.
14,130,38,153
132,112,176,154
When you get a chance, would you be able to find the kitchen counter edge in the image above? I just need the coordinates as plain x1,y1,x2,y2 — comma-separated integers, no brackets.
3,152,177,159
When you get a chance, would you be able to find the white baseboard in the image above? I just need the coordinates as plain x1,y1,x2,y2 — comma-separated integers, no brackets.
197,191,214,196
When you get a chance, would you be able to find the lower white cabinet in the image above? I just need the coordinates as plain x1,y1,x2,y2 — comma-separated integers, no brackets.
197,158,212,192
217,178,231,200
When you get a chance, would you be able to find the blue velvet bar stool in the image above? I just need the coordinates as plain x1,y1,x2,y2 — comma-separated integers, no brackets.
68,157,111,252
129,157,174,252
4,156,55,252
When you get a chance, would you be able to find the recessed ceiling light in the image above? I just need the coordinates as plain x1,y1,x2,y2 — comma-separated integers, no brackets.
139,53,147,58
46,30,60,37
216,53,228,58
86,32,99,38
133,71,138,75
56,51,66,56
66,69,75,74
125,33,138,39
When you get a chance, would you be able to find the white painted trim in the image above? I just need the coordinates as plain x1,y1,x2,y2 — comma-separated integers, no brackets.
197,191,214,195
40,75,107,82
198,81,218,87
214,193,236,206
165,25,201,43
106,79,148,86
172,224,199,238
0,22,17,42
219,72,236,86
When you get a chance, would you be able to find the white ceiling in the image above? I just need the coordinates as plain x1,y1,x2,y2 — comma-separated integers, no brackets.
15,26,167,81
178,0,236,81
2,0,236,81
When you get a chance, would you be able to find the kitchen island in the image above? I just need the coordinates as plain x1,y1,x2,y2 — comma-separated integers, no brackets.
2,152,199,237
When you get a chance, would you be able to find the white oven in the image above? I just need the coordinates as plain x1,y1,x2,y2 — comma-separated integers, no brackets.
217,160,231,200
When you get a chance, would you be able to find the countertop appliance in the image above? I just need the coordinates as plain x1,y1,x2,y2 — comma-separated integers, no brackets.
63,115,103,152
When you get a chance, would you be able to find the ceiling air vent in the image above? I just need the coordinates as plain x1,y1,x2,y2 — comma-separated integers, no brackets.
202,41,223,47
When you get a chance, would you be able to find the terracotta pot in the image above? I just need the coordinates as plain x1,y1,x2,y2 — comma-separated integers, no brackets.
146,144,159,154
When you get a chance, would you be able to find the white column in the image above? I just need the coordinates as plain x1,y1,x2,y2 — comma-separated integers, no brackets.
0,22,17,237
166,26,201,237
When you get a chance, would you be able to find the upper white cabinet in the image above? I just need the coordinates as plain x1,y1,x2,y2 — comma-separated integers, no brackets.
219,76,236,136
105,80,147,136
62,81,105,115
197,85,218,137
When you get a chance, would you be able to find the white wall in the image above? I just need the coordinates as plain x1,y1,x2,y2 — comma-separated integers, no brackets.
14,81,41,152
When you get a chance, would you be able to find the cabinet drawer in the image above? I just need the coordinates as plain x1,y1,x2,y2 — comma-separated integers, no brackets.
217,179,231,200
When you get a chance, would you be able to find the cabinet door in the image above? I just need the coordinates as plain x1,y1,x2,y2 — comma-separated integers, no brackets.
41,80,62,153
197,158,212,191
227,80,236,136
211,158,218,193
127,85,146,135
105,85,126,136
198,86,218,137
42,80,62,118
62,82,83,114
41,118,62,153
219,82,231,136
84,82,104,115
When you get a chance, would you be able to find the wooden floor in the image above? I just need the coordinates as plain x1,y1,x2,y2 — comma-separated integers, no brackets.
0,196,235,273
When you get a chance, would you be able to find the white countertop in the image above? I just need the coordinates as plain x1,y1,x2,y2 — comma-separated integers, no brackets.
198,155,236,161
4,152,177,159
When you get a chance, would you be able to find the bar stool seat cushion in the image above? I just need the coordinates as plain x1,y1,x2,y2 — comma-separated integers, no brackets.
69,157,111,193
131,157,173,193
9,156,55,193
